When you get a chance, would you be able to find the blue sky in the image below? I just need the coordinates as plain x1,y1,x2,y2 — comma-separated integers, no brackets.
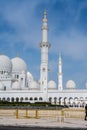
0,0,87,89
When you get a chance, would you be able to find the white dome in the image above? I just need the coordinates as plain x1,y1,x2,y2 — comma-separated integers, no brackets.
0,55,12,73
86,83,87,88
27,72,34,84
27,72,33,80
11,57,27,73
29,81,39,90
0,82,4,90
48,80,56,90
66,80,76,89
12,81,20,90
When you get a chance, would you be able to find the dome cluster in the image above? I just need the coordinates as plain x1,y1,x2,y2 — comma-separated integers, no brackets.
0,55,27,74
0,54,40,90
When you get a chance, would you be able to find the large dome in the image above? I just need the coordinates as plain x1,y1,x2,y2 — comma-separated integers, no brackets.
11,57,27,73
66,80,76,89
48,80,56,90
0,55,12,73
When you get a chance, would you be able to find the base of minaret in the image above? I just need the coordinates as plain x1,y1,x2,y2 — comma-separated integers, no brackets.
43,91,48,102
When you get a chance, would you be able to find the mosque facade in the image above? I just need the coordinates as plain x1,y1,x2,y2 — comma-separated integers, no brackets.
0,10,87,107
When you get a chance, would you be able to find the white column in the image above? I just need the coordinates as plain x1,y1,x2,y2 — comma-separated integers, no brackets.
58,54,63,91
40,10,50,102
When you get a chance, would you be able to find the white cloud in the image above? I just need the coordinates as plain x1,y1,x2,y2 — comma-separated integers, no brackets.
0,1,41,49
49,29,87,61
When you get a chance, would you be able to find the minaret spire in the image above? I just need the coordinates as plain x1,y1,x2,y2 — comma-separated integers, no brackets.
40,9,49,44
44,9,47,18
58,53,63,91
40,10,51,102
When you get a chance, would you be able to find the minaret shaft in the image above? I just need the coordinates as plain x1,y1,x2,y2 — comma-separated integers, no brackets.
58,54,63,91
40,10,50,101
42,29,48,42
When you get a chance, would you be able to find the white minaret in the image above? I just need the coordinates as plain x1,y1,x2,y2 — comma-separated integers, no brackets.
58,53,63,91
40,9,50,101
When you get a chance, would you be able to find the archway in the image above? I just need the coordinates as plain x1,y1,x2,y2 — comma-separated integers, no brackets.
69,97,73,107
59,97,62,105
11,97,14,102
74,97,78,107
7,97,10,102
30,97,33,101
54,97,57,104
49,97,52,103
34,97,38,101
64,97,68,106
2,97,5,101
39,97,43,101
16,97,19,102
20,97,23,102
25,97,28,101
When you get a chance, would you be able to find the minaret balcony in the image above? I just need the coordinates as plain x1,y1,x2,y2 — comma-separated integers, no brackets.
58,72,62,75
43,18,48,22
41,26,48,30
40,42,51,48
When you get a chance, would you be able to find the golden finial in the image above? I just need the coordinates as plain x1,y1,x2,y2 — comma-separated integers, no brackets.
44,9,47,15
2,51,5,55
59,52,62,61
16,53,19,57
59,52,61,57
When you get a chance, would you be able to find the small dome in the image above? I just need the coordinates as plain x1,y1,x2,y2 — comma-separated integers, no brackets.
48,80,56,90
0,55,12,73
29,81,39,90
27,72,33,80
12,81,20,90
27,72,34,84
0,82,4,90
27,72,34,87
11,57,27,73
66,80,76,89
86,83,87,88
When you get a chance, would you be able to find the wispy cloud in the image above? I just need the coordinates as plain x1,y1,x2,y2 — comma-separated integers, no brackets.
50,29,87,60
0,0,41,49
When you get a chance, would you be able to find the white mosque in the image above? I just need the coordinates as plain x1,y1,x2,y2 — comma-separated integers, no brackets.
0,10,87,107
